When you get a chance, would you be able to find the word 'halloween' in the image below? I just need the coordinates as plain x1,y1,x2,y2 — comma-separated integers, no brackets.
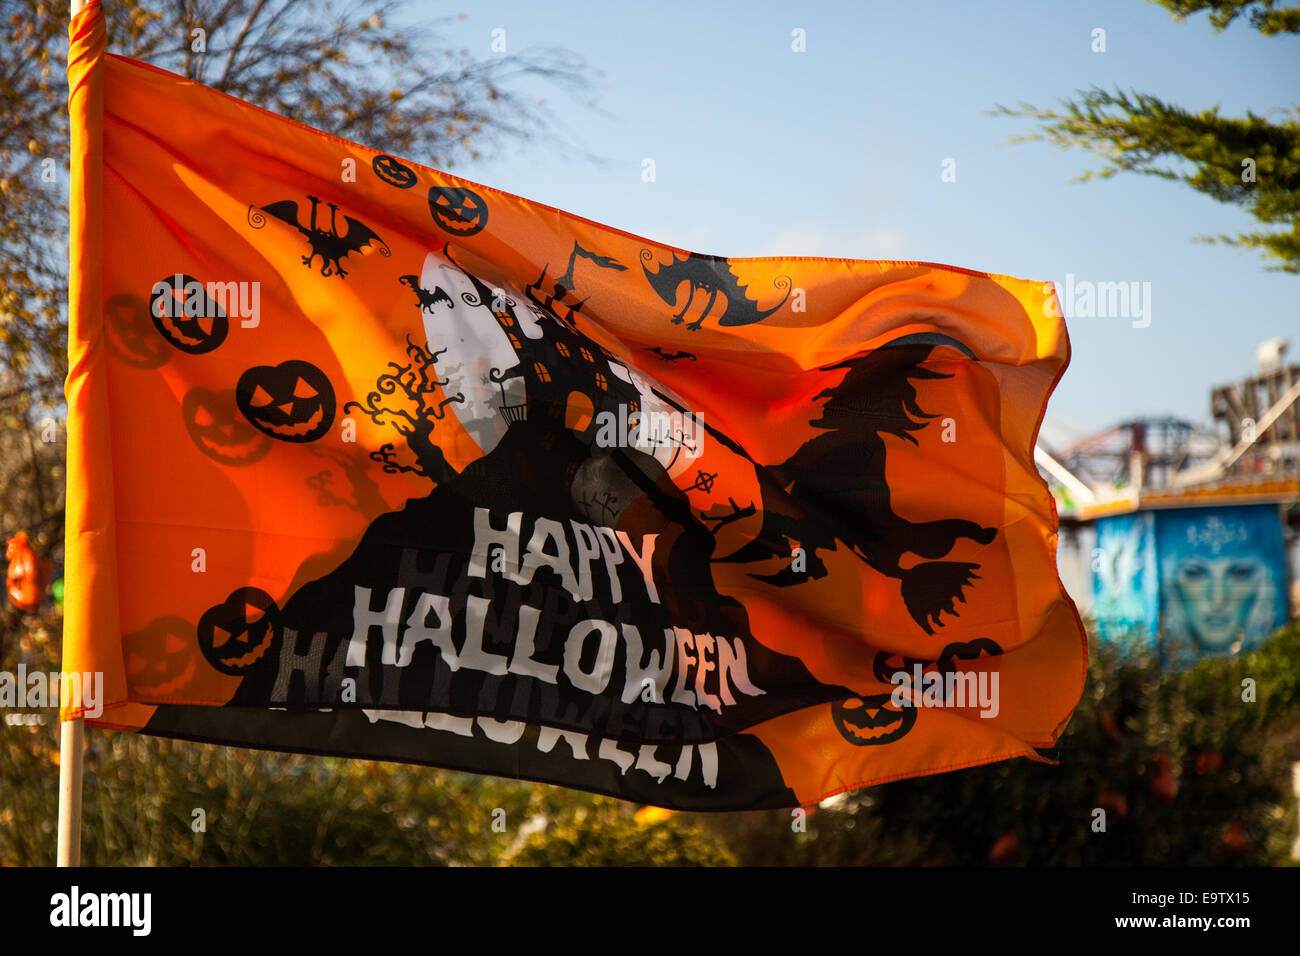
347,587,763,712
272,508,766,744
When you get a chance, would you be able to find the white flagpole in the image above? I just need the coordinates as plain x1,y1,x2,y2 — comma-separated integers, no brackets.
58,0,93,869
56,717,84,866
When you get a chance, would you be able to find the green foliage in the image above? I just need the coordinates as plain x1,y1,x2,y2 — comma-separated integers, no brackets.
509,800,736,867
1,716,731,865
101,0,594,172
1150,0,1300,35
693,627,1300,866
993,3,1300,273
3,625,1297,865
0,0,596,420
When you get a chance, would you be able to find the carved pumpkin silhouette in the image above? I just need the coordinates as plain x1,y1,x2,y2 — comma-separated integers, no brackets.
5,532,53,614
149,273,229,354
104,293,169,369
236,360,335,443
428,186,488,236
198,587,281,675
183,387,272,465
373,154,417,189
831,692,916,746
872,650,940,686
123,617,199,697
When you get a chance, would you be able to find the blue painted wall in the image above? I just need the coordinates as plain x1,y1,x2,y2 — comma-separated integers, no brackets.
1091,503,1289,661
1092,511,1159,641
1156,504,1288,661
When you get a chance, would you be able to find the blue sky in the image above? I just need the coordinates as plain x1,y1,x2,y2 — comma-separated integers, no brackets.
411,0,1298,445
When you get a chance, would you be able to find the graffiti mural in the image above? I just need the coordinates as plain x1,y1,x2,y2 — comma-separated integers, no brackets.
1092,504,1290,663
1156,504,1287,660
1092,511,1159,641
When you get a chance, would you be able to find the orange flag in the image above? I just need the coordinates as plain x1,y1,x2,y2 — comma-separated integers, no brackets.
65,1,1084,809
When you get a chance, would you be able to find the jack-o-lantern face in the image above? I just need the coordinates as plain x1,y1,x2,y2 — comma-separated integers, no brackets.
934,639,1002,706
5,532,53,614
124,617,199,697
236,360,335,443
198,587,281,675
149,274,230,354
428,186,488,236
183,387,272,465
831,692,917,746
105,293,170,369
873,649,947,687
373,154,417,189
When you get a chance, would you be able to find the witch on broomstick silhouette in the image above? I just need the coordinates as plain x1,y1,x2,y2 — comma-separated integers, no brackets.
708,336,997,635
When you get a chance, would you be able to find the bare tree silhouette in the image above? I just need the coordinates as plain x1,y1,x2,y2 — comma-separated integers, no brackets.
343,336,464,484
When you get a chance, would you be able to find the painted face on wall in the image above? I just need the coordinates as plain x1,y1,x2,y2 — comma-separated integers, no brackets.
1173,556,1265,650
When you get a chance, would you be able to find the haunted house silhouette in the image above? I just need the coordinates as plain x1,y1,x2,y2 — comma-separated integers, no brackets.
444,246,645,458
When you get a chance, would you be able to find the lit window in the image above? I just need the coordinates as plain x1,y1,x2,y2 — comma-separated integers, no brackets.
580,347,594,362
556,342,570,358
594,373,607,391
507,334,521,349
534,362,551,383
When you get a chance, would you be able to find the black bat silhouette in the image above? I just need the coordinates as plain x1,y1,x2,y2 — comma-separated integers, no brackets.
255,195,389,278
644,346,698,363
399,275,454,313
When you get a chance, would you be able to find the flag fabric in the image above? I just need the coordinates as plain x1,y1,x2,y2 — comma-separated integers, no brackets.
64,0,1085,810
